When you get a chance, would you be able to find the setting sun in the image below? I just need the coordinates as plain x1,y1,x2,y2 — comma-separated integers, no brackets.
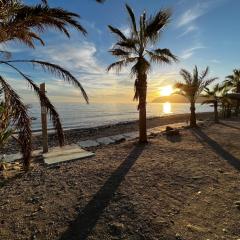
160,85,173,96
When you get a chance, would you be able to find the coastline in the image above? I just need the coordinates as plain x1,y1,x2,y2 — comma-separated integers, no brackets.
2,112,213,154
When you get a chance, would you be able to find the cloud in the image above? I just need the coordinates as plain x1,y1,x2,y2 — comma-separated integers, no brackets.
210,59,221,64
177,2,209,27
180,46,205,60
120,25,131,37
178,25,198,38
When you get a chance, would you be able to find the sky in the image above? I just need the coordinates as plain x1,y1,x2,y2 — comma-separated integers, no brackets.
1,0,240,104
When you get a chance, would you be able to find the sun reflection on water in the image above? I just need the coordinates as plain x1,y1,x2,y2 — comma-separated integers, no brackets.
163,102,172,114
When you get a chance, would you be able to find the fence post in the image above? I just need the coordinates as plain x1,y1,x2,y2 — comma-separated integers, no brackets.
40,83,48,153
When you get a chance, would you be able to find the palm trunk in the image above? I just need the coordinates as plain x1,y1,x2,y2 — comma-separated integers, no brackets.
235,83,240,116
214,101,219,123
190,101,197,127
138,73,147,143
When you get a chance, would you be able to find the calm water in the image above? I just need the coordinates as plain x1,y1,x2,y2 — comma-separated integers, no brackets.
29,102,212,131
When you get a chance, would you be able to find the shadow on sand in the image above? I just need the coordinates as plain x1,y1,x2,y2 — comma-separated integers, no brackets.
192,128,240,171
219,121,240,130
59,143,145,240
166,135,182,143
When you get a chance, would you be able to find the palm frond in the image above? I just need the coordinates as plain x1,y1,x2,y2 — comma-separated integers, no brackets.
125,4,137,34
108,25,127,40
0,75,31,170
2,60,89,103
145,8,171,42
0,3,87,47
179,69,192,84
109,48,131,57
0,61,65,146
147,48,178,63
107,57,137,73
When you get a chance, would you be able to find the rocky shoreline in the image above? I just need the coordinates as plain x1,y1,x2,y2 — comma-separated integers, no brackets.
1,112,213,154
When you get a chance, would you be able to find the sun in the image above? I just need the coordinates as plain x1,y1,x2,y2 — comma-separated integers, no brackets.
160,85,173,96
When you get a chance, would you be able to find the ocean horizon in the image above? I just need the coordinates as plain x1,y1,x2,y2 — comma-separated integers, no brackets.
28,102,212,131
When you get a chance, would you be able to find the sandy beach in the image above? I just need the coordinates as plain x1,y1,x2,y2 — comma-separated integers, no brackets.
0,118,240,240
1,112,213,154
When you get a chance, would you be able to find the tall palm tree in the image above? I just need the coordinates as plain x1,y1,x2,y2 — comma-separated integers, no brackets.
224,69,240,116
0,0,93,169
202,84,222,123
175,66,217,127
107,4,177,143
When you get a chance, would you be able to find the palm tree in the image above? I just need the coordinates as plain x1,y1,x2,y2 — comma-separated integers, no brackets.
175,66,217,127
107,4,177,143
224,69,240,116
202,84,222,123
0,0,93,169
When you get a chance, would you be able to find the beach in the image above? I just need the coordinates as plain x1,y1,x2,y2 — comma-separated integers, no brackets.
0,118,240,239
1,112,213,154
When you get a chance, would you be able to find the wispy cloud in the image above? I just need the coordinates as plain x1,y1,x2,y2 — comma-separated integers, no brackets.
177,2,209,28
178,25,198,38
210,59,221,64
180,45,205,60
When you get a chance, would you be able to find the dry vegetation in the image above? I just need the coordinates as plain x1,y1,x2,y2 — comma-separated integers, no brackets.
0,120,240,240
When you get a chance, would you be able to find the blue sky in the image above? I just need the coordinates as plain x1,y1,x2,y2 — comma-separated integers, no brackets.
2,0,240,103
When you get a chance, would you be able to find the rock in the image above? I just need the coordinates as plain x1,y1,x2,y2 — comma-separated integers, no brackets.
175,233,184,240
234,201,240,210
110,134,126,143
96,137,115,145
165,129,180,136
186,224,208,233
166,126,174,131
78,140,99,148
234,201,240,206
109,222,125,235
28,196,40,204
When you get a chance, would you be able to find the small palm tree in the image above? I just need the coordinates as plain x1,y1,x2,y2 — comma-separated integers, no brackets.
0,0,92,169
224,69,240,116
175,66,217,127
107,4,177,143
202,84,222,123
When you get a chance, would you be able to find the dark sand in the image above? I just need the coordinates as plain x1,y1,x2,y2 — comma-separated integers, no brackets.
1,118,240,240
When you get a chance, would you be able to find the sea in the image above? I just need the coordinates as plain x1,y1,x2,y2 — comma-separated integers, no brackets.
28,102,212,131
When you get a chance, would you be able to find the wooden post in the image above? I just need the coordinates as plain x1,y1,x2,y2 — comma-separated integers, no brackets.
40,83,48,153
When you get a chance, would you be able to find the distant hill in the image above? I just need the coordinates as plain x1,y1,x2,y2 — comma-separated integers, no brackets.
152,94,205,103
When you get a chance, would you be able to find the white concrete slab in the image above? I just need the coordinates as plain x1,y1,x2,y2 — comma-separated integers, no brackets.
78,140,100,148
110,134,126,141
44,151,94,165
96,137,115,145
3,153,22,163
43,146,85,158
123,132,138,140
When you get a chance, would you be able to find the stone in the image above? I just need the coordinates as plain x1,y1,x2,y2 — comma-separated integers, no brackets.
166,126,174,131
4,153,22,163
110,134,126,142
78,140,100,148
109,222,125,235
123,132,138,140
165,129,180,136
96,137,115,145
186,224,208,233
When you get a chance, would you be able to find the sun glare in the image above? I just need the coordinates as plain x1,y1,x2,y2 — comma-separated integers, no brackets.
163,102,172,114
160,85,173,96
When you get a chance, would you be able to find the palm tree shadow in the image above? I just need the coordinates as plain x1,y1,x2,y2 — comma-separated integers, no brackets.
192,128,240,171
219,121,240,130
166,135,182,143
59,144,145,240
